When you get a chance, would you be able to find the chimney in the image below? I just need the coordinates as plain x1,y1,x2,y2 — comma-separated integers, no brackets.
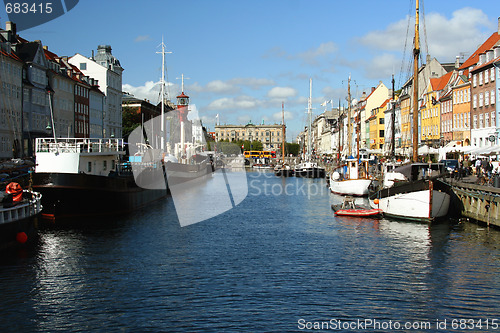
495,46,500,58
43,45,48,50
479,53,486,65
455,55,460,69
426,54,431,64
371,87,376,93
6,21,16,36
498,17,500,35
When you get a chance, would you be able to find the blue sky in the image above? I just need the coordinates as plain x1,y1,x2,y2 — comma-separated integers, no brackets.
2,0,499,140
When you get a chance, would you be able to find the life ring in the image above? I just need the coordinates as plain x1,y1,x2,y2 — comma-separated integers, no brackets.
6,182,23,202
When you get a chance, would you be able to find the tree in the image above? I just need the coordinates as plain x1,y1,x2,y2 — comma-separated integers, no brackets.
122,106,141,138
286,142,300,156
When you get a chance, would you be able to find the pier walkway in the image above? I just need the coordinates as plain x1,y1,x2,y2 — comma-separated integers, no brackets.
445,174,500,228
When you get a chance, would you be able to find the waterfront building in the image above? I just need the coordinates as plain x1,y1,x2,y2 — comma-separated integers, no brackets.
15,39,52,156
382,97,401,155
450,73,471,146
421,71,453,147
43,50,76,139
470,46,499,147
88,80,105,138
69,45,124,138
215,123,283,151
0,23,23,159
400,56,450,151
355,82,388,150
367,98,389,151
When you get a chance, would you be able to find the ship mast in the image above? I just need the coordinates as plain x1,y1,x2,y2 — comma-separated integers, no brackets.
281,102,286,162
157,38,171,150
347,75,352,157
307,78,312,159
412,0,420,162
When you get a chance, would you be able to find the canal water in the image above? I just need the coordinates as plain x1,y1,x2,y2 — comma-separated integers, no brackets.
1,170,500,332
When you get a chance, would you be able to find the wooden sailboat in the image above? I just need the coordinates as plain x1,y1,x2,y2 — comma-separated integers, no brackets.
274,102,294,177
329,75,372,196
368,0,451,222
294,79,326,178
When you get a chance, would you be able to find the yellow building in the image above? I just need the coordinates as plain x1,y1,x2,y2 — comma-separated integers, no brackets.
215,123,282,150
367,99,389,150
451,75,471,145
421,72,453,147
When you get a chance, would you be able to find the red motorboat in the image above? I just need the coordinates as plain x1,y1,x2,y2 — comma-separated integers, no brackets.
331,196,382,217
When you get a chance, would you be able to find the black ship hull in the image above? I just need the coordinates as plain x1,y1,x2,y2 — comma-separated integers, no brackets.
33,172,167,221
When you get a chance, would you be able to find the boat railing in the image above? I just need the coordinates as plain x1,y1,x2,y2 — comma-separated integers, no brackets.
35,138,125,154
0,190,42,225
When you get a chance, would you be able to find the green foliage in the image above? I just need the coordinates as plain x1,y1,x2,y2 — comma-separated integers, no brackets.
122,107,141,138
286,142,300,156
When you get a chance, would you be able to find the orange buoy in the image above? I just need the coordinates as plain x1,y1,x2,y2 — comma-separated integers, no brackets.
374,198,379,205
16,232,28,244
6,182,23,202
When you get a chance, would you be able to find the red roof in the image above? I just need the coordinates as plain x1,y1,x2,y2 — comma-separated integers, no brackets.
176,92,189,98
430,71,453,91
460,32,500,70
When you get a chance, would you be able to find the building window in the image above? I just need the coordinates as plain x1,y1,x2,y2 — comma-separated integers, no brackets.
491,68,495,82
479,72,483,85
485,69,489,83
479,114,483,128
473,74,477,87
473,115,477,129
491,90,495,105
479,93,484,107
485,91,490,106
473,94,477,108
485,113,489,127
492,111,496,127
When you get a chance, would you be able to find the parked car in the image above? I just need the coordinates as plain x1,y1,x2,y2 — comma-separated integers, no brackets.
439,159,462,178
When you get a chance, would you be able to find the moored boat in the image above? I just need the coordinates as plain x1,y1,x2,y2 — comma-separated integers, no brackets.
331,196,381,217
369,163,451,222
33,137,167,221
0,182,42,250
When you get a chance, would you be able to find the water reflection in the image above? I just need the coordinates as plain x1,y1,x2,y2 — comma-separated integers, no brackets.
0,172,499,331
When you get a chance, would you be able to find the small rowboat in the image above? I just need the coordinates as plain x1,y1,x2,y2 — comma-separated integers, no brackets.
331,196,382,217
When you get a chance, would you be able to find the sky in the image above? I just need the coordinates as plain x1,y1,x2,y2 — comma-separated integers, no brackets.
1,0,499,141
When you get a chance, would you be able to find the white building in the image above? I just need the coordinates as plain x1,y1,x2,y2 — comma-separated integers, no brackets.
0,29,23,159
69,45,123,138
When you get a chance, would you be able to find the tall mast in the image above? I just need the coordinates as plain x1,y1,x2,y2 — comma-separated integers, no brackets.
281,102,286,161
307,78,312,159
412,0,420,163
347,75,352,157
156,37,171,150
391,74,396,158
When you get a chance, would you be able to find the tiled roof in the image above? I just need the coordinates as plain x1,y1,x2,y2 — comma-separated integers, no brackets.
459,32,500,70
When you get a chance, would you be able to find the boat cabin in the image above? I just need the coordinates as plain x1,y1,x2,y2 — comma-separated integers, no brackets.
35,138,125,176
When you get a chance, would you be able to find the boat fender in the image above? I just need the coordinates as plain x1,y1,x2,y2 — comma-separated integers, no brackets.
6,182,23,202
332,171,340,180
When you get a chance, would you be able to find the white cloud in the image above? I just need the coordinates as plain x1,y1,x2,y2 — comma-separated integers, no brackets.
296,42,338,65
123,81,177,103
134,35,152,43
206,95,260,111
267,86,298,99
272,110,294,122
364,53,399,79
205,80,240,94
262,42,337,66
229,77,275,89
358,8,492,61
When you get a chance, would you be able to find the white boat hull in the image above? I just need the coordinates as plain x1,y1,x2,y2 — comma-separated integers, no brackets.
370,188,450,221
329,178,372,196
